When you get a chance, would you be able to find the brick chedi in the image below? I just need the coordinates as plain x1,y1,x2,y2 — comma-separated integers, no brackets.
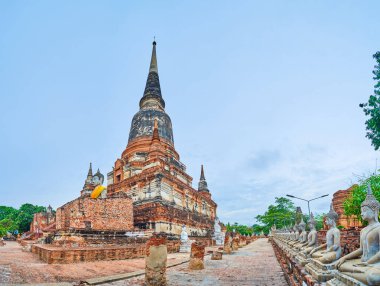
332,184,361,229
107,41,217,236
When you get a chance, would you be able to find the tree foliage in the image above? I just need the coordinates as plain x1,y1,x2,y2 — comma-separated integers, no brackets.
255,197,296,233
314,213,325,231
226,222,253,235
0,204,47,236
343,174,380,222
254,197,325,234
360,52,380,150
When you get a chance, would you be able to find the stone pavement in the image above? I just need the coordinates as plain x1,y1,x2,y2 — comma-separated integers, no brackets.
107,238,288,286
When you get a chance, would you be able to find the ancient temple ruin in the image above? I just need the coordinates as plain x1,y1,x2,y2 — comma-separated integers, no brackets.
106,41,217,237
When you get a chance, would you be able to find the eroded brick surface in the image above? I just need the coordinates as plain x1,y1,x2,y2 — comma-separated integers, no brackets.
189,242,205,270
145,234,167,286
211,251,222,260
56,196,133,231
332,185,361,228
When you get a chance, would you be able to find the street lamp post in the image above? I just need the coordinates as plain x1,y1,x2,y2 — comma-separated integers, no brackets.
286,194,329,218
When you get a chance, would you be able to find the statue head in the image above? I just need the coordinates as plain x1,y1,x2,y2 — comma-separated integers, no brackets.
92,169,104,186
308,212,316,230
361,184,380,222
326,203,338,227
298,218,306,231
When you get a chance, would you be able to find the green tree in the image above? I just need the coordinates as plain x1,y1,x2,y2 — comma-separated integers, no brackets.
314,213,325,231
252,224,266,235
360,52,380,150
254,197,325,233
0,206,18,221
0,204,47,234
225,222,253,235
255,197,296,233
0,218,18,236
16,204,46,232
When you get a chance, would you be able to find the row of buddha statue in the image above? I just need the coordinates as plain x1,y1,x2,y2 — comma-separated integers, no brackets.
272,185,380,286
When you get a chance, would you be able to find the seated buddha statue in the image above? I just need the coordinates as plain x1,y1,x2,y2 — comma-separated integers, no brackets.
286,226,294,241
301,212,318,255
294,218,308,250
282,227,290,241
336,185,380,286
309,204,341,264
289,224,300,245
284,227,293,241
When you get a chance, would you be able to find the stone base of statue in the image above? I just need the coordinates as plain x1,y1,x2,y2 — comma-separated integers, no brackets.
179,239,193,253
285,243,298,257
305,258,336,283
295,252,311,267
326,272,367,286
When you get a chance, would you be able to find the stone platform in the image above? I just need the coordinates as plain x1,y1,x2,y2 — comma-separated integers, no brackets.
295,252,310,266
32,241,180,264
305,258,336,282
327,272,368,286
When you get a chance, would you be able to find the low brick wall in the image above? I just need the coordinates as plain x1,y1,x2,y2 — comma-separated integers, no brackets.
32,240,181,264
270,237,314,286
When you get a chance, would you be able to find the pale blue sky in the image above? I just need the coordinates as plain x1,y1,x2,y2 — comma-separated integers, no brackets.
1,1,379,225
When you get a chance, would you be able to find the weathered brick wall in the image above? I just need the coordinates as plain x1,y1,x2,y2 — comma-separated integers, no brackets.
30,212,56,233
56,196,133,231
332,185,361,228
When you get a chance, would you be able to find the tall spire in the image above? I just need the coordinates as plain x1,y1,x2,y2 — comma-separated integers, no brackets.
87,163,93,178
200,164,205,180
198,165,209,192
149,40,158,73
85,162,93,185
129,40,174,145
139,40,165,110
